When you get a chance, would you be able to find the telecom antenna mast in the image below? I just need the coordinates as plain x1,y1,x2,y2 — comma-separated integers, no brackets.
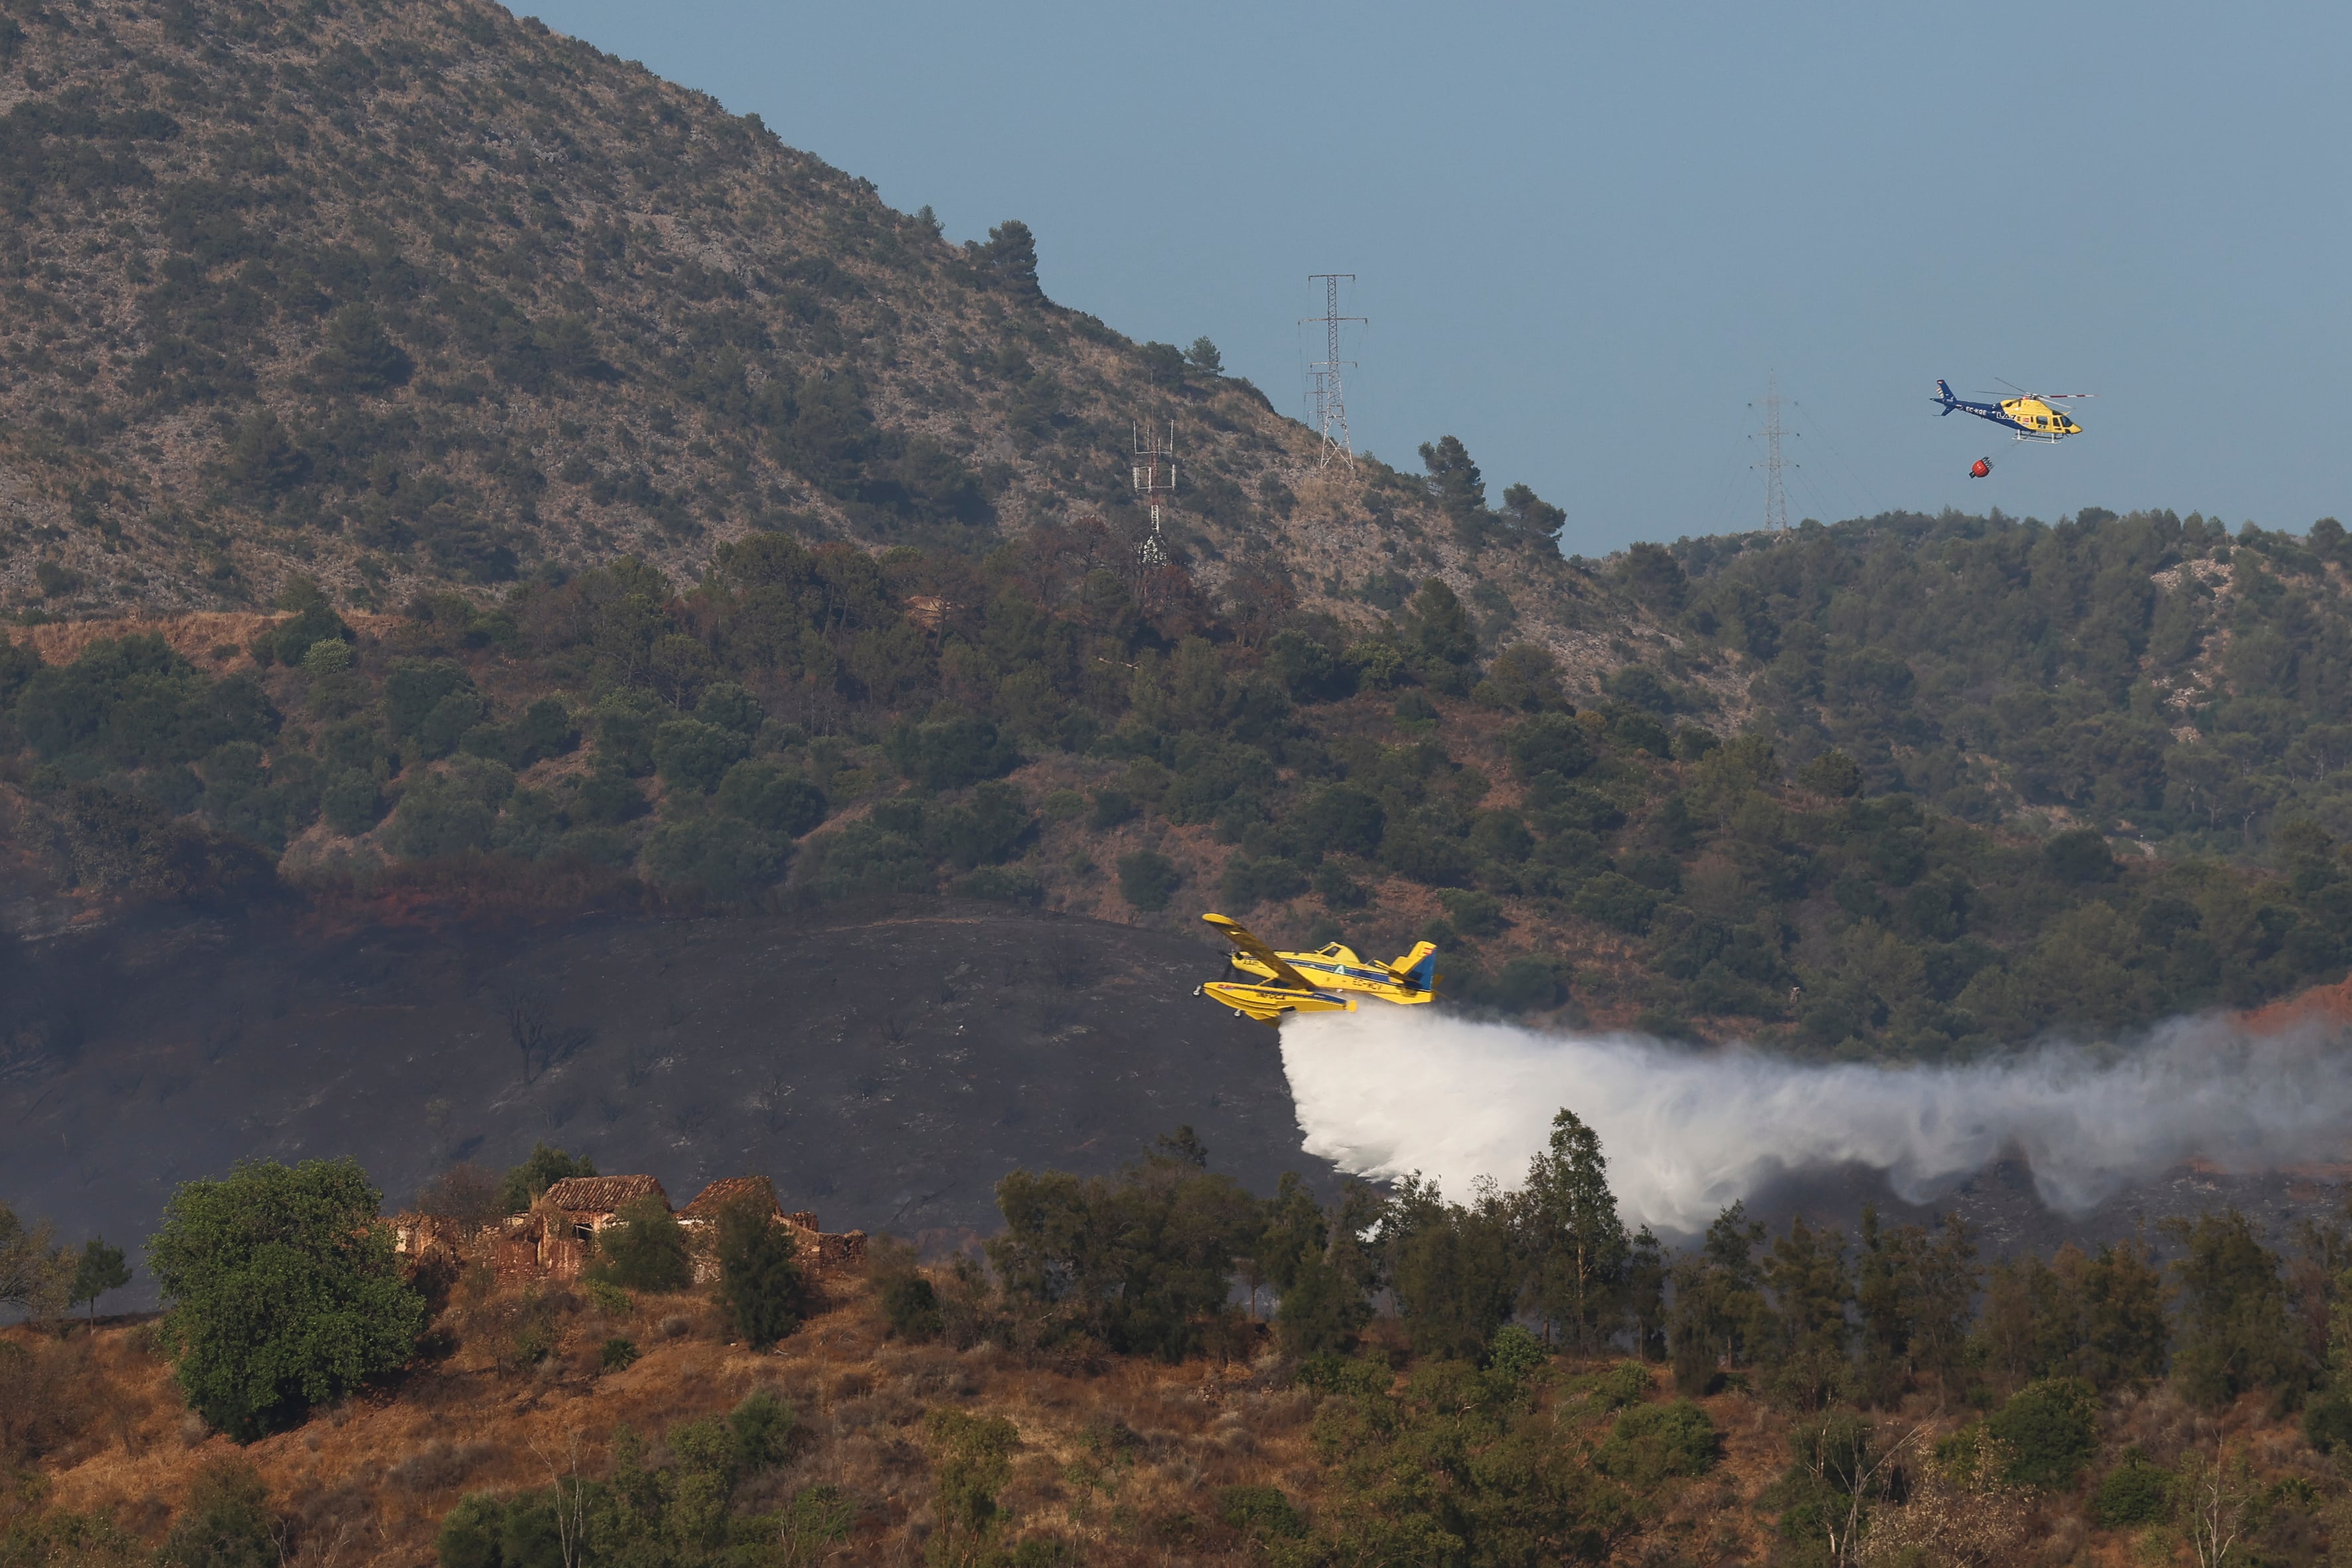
1751,372,1790,532
1302,274,1366,467
1133,422,1176,567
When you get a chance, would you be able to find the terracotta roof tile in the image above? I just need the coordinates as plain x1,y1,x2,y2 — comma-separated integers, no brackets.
541,1175,668,1214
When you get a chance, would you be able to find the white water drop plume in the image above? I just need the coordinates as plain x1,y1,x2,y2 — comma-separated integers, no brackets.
1279,1006,2352,1234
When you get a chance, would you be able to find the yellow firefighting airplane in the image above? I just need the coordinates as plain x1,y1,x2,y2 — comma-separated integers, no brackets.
1193,913,1441,1024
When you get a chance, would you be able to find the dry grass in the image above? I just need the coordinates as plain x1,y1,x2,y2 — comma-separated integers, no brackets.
7,1275,1356,1567
19,1285,2345,1567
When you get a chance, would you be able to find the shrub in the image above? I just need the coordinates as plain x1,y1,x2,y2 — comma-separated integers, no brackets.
1117,850,1182,911
882,1272,943,1342
382,777,498,860
1596,1399,1720,1484
1217,1486,1306,1541
384,660,477,742
693,682,764,737
797,821,935,900
953,866,1044,905
1438,889,1504,937
157,1458,278,1568
1504,713,1595,780
639,815,783,900
2043,828,2116,884
599,1336,639,1372
1796,749,1863,797
1486,954,1567,1012
1986,1377,2098,1490
716,759,826,836
321,770,385,836
1221,854,1307,910
1294,1352,1387,1397
590,1198,691,1293
653,718,749,794
923,1407,1019,1565
1588,1360,1654,1411
1296,785,1383,856
147,1158,426,1439
1571,870,1661,933
887,710,1017,791
1276,1251,1369,1358
2093,1451,2173,1527
2306,1391,2352,1453
927,781,1033,868
1087,789,1138,830
574,764,647,824
714,1198,807,1349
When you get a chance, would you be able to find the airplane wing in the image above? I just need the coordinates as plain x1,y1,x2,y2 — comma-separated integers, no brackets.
1202,913,1317,992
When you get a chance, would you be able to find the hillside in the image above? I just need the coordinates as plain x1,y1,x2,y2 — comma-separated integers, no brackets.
3,0,2344,1065
0,902,1329,1283
1661,508,2352,857
9,1133,2352,1568
0,0,1657,682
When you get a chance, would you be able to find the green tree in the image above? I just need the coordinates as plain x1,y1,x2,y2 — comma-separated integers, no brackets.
1517,1107,1630,1352
1,1200,73,1322
501,1143,597,1213
1761,1216,1851,1410
2165,1208,2305,1408
1419,434,1486,516
591,1196,692,1293
1381,1176,1520,1360
988,1129,1263,1360
714,1198,807,1350
1668,1203,1769,1395
1403,578,1479,668
972,219,1039,293
1184,336,1223,375
70,1235,131,1324
1985,1377,2098,1489
147,1158,426,1439
1500,481,1567,540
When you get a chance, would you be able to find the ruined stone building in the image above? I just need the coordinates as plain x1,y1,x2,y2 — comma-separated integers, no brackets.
390,1172,866,1283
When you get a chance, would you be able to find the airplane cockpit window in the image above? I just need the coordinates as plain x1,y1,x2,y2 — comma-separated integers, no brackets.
1320,944,1342,955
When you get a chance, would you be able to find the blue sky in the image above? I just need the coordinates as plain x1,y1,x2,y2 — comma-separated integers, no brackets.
518,1,2352,554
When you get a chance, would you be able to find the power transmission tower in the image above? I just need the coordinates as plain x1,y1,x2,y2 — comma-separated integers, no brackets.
1301,274,1366,467
1750,372,1793,533
1132,421,1176,567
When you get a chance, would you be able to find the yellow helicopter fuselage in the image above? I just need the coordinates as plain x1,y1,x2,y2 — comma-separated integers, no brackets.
1999,396,2081,440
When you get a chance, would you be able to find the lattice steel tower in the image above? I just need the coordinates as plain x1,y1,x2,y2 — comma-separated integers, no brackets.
1302,274,1366,467
1132,421,1176,567
1751,372,1790,532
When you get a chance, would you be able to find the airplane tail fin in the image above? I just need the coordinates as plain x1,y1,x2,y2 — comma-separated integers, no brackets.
1388,941,1439,994
1935,378,1956,412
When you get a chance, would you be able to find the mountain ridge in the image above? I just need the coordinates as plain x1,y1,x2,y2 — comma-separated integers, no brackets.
0,0,1688,700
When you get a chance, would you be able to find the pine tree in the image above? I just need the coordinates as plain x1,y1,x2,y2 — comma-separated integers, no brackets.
1762,1216,1851,1410
1517,1107,1630,1352
1418,435,1486,516
1668,1203,1768,1394
70,1235,131,1325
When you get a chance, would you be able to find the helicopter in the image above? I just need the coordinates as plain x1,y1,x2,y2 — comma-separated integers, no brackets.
1933,379,2092,442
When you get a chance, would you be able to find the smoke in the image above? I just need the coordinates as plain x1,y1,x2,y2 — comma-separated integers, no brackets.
1279,1006,2352,1235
